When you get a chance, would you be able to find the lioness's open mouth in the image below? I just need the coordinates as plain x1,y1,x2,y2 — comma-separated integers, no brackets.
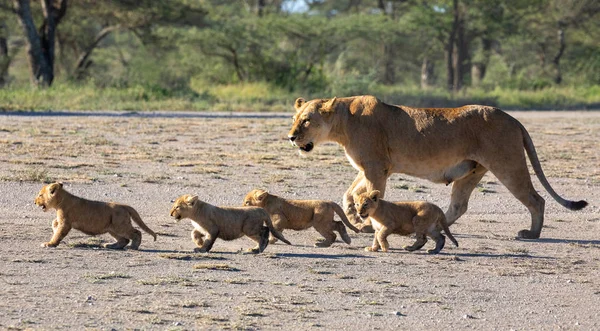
359,213,369,219
39,204,47,211
299,142,314,152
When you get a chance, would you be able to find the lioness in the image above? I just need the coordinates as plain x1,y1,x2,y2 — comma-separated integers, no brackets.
288,95,587,239
170,194,291,253
243,189,360,247
355,190,458,254
34,182,157,249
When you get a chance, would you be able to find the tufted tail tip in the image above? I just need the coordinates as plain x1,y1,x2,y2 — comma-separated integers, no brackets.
567,200,588,211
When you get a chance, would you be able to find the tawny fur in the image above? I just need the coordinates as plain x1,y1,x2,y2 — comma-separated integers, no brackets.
170,194,291,254
243,189,360,247
355,190,458,254
34,182,157,249
288,95,587,239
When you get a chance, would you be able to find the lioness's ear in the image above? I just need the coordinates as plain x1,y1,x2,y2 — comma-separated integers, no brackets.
256,190,268,201
370,190,380,201
49,182,62,194
320,97,337,113
186,195,199,205
294,98,305,112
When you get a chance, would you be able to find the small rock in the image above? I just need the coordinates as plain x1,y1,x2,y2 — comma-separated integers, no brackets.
463,314,475,319
173,322,182,326
391,311,404,316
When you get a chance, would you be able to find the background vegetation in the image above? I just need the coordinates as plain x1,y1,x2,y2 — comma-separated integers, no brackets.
1,0,599,111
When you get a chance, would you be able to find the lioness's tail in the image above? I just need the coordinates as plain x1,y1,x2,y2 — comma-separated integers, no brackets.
264,216,291,245
439,215,458,247
519,123,588,210
124,205,157,241
332,203,360,233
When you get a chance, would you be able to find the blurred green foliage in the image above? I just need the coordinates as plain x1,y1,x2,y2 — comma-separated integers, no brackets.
1,0,599,110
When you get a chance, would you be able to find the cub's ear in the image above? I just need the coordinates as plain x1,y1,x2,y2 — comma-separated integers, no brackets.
294,98,305,112
320,97,337,113
256,190,268,201
186,195,199,205
370,190,381,201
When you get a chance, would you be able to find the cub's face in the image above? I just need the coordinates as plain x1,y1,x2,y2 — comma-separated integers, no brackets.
243,189,267,207
34,182,63,212
288,97,336,154
354,190,381,219
170,195,198,221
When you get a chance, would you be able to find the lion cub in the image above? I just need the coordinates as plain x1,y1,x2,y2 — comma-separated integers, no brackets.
170,194,291,253
243,189,360,247
354,190,458,254
34,182,157,249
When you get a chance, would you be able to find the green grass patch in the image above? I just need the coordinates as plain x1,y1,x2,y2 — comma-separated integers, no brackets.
1,82,598,111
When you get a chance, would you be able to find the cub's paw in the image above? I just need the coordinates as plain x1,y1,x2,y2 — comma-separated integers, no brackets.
193,247,208,253
364,246,378,252
41,242,58,248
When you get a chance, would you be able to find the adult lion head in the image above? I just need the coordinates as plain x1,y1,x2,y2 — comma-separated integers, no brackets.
288,97,338,154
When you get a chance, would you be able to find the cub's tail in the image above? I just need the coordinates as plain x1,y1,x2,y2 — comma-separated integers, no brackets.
440,215,458,248
125,205,157,241
264,215,291,245
332,203,360,233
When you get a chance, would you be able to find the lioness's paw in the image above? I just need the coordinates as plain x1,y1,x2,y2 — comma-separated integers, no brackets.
517,229,540,239
193,247,208,253
364,246,377,252
41,242,57,248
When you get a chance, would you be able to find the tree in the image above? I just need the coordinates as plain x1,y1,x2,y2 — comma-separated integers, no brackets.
12,0,67,87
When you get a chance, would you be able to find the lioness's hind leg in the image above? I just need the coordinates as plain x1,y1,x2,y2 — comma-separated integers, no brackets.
427,232,445,254
104,232,129,249
258,226,270,253
245,227,269,254
313,219,337,247
484,147,546,239
445,165,488,226
335,221,352,244
403,234,427,252
128,229,142,250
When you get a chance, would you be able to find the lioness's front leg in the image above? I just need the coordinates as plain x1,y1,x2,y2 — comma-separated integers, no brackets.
191,229,205,248
42,219,71,247
343,172,375,233
194,231,217,253
365,229,380,252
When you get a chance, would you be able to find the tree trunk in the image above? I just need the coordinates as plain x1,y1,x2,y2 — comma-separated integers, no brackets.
446,0,459,91
552,25,566,84
13,0,67,87
0,23,8,86
452,2,467,92
421,57,435,89
13,0,52,86
378,0,395,84
471,37,491,87
257,0,265,16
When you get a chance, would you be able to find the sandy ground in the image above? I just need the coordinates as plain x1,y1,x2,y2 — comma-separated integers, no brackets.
0,110,599,330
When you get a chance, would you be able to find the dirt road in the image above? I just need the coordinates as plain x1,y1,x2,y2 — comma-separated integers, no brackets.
0,110,598,330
